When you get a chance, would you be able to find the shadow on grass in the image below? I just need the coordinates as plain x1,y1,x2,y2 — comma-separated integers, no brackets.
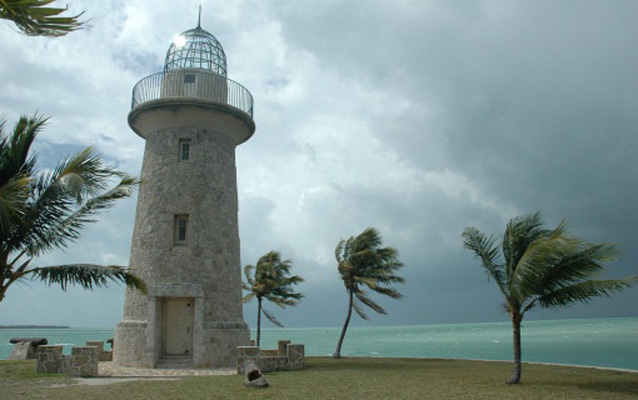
575,381,638,396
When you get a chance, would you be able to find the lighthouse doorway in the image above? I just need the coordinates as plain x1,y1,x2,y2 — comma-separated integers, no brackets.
162,298,194,355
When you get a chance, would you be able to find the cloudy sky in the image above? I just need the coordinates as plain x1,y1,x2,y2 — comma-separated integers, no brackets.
0,0,636,329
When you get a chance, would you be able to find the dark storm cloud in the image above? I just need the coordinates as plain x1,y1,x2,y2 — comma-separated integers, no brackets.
257,0,638,324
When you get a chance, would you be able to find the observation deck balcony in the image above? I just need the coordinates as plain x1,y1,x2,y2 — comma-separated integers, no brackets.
130,69,253,118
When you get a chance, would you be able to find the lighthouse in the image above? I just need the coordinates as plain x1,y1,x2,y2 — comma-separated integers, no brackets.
114,20,253,369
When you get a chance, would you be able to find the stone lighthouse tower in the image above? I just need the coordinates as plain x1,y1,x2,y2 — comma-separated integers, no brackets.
114,21,253,369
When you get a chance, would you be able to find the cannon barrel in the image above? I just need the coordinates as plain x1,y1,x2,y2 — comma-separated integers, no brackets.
9,337,48,346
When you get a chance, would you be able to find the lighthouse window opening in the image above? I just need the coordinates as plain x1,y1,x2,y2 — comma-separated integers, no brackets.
174,215,189,245
184,74,196,83
179,139,191,161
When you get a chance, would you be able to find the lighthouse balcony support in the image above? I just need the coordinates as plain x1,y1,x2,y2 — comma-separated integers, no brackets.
131,70,253,118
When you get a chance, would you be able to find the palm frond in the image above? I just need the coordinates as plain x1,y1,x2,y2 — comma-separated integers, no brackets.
355,290,387,315
536,277,637,308
352,297,370,320
261,307,284,327
511,231,573,299
503,212,550,281
540,242,618,290
31,264,147,293
462,226,508,296
242,292,255,303
0,0,85,36
243,264,254,285
369,285,404,299
0,173,30,234
0,114,45,185
335,239,345,263
15,157,138,257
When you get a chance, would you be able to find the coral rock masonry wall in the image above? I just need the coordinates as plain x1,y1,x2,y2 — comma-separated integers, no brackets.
36,342,107,377
36,345,64,374
237,341,305,373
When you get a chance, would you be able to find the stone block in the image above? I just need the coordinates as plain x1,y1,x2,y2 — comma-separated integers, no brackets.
287,344,305,370
237,346,260,358
259,356,288,372
86,341,111,361
69,346,99,377
277,340,290,357
37,346,64,373
102,350,113,361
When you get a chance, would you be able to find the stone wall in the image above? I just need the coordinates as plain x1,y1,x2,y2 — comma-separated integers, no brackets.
68,347,100,377
237,340,305,373
36,345,64,374
86,340,112,362
36,344,102,377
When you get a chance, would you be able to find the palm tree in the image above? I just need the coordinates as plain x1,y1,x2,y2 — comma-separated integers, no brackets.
333,227,404,359
242,251,304,346
0,0,84,36
0,114,146,304
462,212,636,384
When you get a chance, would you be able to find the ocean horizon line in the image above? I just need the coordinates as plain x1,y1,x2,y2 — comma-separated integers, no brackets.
2,315,636,331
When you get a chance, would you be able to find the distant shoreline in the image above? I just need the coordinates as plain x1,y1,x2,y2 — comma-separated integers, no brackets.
0,325,69,329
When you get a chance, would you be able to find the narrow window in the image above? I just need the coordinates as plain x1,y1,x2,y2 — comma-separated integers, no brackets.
174,215,189,245
179,139,190,161
184,74,196,83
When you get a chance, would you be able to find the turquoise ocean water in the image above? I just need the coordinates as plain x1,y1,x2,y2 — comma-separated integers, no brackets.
1,317,636,370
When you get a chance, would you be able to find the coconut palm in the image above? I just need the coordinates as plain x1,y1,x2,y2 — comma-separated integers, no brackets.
462,212,636,384
0,114,146,304
333,227,404,359
243,251,304,346
0,0,84,36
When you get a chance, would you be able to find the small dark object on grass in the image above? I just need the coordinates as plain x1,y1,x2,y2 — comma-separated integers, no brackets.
244,360,268,388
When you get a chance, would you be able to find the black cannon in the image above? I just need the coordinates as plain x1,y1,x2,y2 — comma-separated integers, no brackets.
9,337,48,347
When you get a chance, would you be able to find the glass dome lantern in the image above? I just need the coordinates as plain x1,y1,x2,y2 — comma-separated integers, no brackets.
164,25,227,77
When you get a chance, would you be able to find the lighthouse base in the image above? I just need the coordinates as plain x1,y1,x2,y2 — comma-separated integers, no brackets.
113,319,249,369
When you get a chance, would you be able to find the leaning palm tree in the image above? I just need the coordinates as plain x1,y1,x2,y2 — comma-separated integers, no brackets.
462,212,636,384
0,114,146,304
243,251,304,346
0,0,84,36
333,227,404,359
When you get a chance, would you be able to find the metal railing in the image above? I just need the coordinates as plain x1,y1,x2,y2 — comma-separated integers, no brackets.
131,71,253,118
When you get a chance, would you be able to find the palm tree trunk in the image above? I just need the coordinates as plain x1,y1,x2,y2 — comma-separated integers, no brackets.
507,313,522,384
257,297,262,347
333,289,354,359
0,283,7,302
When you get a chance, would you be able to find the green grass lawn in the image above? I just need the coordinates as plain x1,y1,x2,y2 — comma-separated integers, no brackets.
1,357,637,400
